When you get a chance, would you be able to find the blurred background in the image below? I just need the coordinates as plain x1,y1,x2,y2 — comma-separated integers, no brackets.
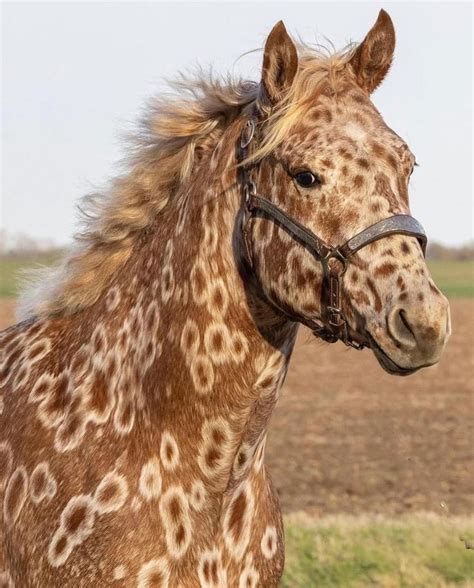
1,2,473,586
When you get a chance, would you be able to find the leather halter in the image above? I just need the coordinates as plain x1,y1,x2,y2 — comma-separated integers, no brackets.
238,117,428,349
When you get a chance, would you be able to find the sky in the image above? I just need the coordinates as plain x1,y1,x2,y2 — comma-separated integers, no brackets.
1,1,472,246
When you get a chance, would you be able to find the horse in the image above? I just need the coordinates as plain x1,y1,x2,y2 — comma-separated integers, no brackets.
0,10,450,587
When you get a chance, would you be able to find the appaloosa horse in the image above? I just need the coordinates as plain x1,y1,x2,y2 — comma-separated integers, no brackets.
1,10,450,587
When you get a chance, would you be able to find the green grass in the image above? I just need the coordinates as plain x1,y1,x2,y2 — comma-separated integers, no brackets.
0,252,61,298
0,255,472,299
428,261,474,298
283,513,474,588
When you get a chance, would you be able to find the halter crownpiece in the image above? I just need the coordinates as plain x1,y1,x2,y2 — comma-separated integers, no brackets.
237,116,427,349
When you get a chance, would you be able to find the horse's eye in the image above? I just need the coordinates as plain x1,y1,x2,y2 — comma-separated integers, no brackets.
294,171,321,188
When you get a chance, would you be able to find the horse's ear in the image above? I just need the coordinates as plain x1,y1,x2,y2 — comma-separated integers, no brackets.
349,9,396,94
260,21,298,105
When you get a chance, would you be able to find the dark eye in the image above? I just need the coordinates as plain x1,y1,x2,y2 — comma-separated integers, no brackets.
294,170,321,188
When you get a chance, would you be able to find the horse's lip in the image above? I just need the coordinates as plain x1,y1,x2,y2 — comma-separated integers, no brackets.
367,333,421,376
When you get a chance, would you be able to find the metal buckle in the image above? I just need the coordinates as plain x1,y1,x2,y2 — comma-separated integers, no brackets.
312,325,339,344
337,321,367,350
240,119,255,150
327,306,343,323
347,340,366,350
243,180,256,207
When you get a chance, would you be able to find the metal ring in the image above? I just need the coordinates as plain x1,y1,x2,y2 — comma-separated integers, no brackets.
240,119,255,149
325,250,348,275
248,180,256,197
243,181,256,204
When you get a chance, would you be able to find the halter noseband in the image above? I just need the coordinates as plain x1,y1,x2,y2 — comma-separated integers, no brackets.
238,117,427,350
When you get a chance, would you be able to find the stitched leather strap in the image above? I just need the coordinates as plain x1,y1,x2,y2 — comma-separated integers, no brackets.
339,214,427,258
248,195,331,259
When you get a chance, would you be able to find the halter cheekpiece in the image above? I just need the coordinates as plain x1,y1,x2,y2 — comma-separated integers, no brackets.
237,116,427,350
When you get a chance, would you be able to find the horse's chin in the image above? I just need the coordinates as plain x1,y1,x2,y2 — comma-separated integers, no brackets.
367,334,424,376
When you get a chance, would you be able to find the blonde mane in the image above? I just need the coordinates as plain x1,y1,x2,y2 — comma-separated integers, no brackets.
18,43,355,321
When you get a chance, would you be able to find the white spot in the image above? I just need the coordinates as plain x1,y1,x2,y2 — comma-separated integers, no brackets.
54,407,88,453
261,525,278,559
238,553,260,588
253,436,266,473
29,373,55,404
48,494,96,567
232,443,253,479
105,286,121,312
223,482,255,561
189,480,207,512
197,547,227,587
37,371,70,430
113,564,127,581
206,277,228,317
90,324,108,362
230,331,249,364
160,432,180,472
161,264,175,304
202,224,219,256
94,471,128,514
203,323,232,365
143,300,160,338
116,320,131,357
137,557,170,588
0,441,13,490
12,362,31,390
190,354,214,395
190,260,209,306
159,486,192,559
180,319,200,364
345,120,368,142
3,466,28,527
139,457,162,501
26,337,51,365
0,571,14,588
197,419,233,484
30,462,56,504
48,531,72,568
113,392,135,436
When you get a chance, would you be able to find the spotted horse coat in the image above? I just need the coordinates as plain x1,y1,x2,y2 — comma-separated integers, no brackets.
1,10,450,587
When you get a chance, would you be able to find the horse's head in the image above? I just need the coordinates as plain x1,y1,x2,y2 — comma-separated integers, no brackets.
242,10,450,375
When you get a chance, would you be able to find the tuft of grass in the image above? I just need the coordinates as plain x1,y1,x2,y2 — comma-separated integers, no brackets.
282,513,474,588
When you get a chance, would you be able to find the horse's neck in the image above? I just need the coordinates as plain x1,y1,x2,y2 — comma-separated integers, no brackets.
49,129,298,492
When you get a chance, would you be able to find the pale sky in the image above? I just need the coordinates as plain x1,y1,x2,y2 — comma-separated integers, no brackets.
1,1,472,246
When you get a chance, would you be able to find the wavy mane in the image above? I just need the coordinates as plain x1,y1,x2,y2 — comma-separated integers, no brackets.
17,42,355,321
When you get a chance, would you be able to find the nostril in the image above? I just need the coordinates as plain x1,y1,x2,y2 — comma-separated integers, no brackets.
399,309,416,339
387,306,417,349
